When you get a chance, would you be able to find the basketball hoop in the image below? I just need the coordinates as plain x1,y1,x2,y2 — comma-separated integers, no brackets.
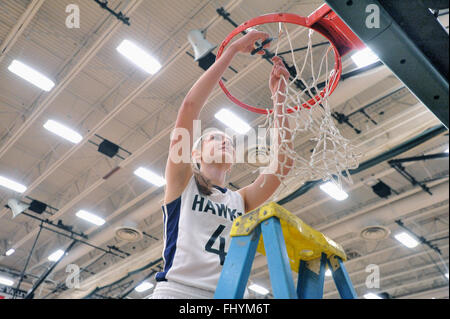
216,5,365,114
218,4,365,193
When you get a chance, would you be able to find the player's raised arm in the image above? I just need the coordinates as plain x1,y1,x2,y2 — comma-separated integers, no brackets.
164,30,270,204
238,56,293,212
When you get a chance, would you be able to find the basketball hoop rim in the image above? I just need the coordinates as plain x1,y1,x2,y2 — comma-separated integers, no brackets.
216,12,343,115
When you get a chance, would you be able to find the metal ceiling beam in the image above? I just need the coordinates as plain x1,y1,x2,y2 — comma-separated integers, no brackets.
13,222,43,299
5,0,317,274
47,163,258,277
318,178,448,238
291,156,444,221
2,3,395,276
24,239,77,299
0,0,144,220
395,219,443,255
396,285,449,299
325,0,449,129
324,261,448,298
52,125,448,280
51,69,411,272
0,0,45,64
323,265,445,297
336,203,449,248
278,124,447,205
0,0,143,159
252,227,449,284
0,2,446,298
250,209,449,274
0,0,247,265
1,0,317,229
324,243,450,289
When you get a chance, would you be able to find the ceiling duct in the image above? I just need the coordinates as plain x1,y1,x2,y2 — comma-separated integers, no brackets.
115,221,143,243
360,225,391,240
244,144,270,167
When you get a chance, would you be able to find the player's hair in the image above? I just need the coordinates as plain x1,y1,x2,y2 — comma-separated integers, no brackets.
192,163,213,196
191,129,233,196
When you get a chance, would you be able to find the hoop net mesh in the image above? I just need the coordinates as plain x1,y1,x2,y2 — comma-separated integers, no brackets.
256,23,361,197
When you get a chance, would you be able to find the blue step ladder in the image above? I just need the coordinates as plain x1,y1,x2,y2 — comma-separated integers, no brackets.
214,202,357,299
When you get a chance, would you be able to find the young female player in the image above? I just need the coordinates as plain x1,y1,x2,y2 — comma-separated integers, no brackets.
152,30,291,299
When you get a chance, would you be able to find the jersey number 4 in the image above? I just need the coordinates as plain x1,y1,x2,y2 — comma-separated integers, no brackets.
205,224,227,266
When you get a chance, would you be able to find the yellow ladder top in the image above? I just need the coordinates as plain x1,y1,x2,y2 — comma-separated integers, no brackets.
230,202,347,273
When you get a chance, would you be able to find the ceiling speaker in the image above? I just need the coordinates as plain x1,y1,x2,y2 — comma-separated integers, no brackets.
6,199,29,218
187,29,217,61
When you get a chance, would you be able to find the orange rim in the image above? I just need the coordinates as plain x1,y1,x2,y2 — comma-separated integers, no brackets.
216,12,343,114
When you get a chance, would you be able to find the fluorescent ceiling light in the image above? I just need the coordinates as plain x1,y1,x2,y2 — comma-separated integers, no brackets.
0,276,14,286
0,176,27,193
248,283,269,295
351,48,379,68
325,269,332,277
8,60,55,91
43,120,82,143
135,281,154,292
319,182,348,201
48,249,65,262
394,232,419,248
76,210,105,226
116,40,161,74
134,167,166,187
364,292,382,299
215,109,251,134
5,249,15,256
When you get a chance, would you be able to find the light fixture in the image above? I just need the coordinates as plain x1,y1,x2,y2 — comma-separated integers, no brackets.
5,249,15,256
351,48,379,68
0,276,14,286
363,292,383,299
0,176,27,193
215,109,251,134
445,273,449,279
134,167,166,187
445,148,449,153
76,210,105,226
319,182,348,201
43,120,82,143
394,232,419,248
248,283,269,295
8,60,55,91
325,269,332,277
135,281,154,292
116,40,161,74
48,249,65,262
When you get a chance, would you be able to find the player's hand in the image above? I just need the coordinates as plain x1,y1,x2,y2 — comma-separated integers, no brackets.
231,30,270,55
269,56,290,99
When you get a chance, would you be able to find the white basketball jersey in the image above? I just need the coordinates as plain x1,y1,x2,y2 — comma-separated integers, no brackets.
156,175,245,292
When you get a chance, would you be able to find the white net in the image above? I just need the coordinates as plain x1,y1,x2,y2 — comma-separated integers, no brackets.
257,23,361,197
